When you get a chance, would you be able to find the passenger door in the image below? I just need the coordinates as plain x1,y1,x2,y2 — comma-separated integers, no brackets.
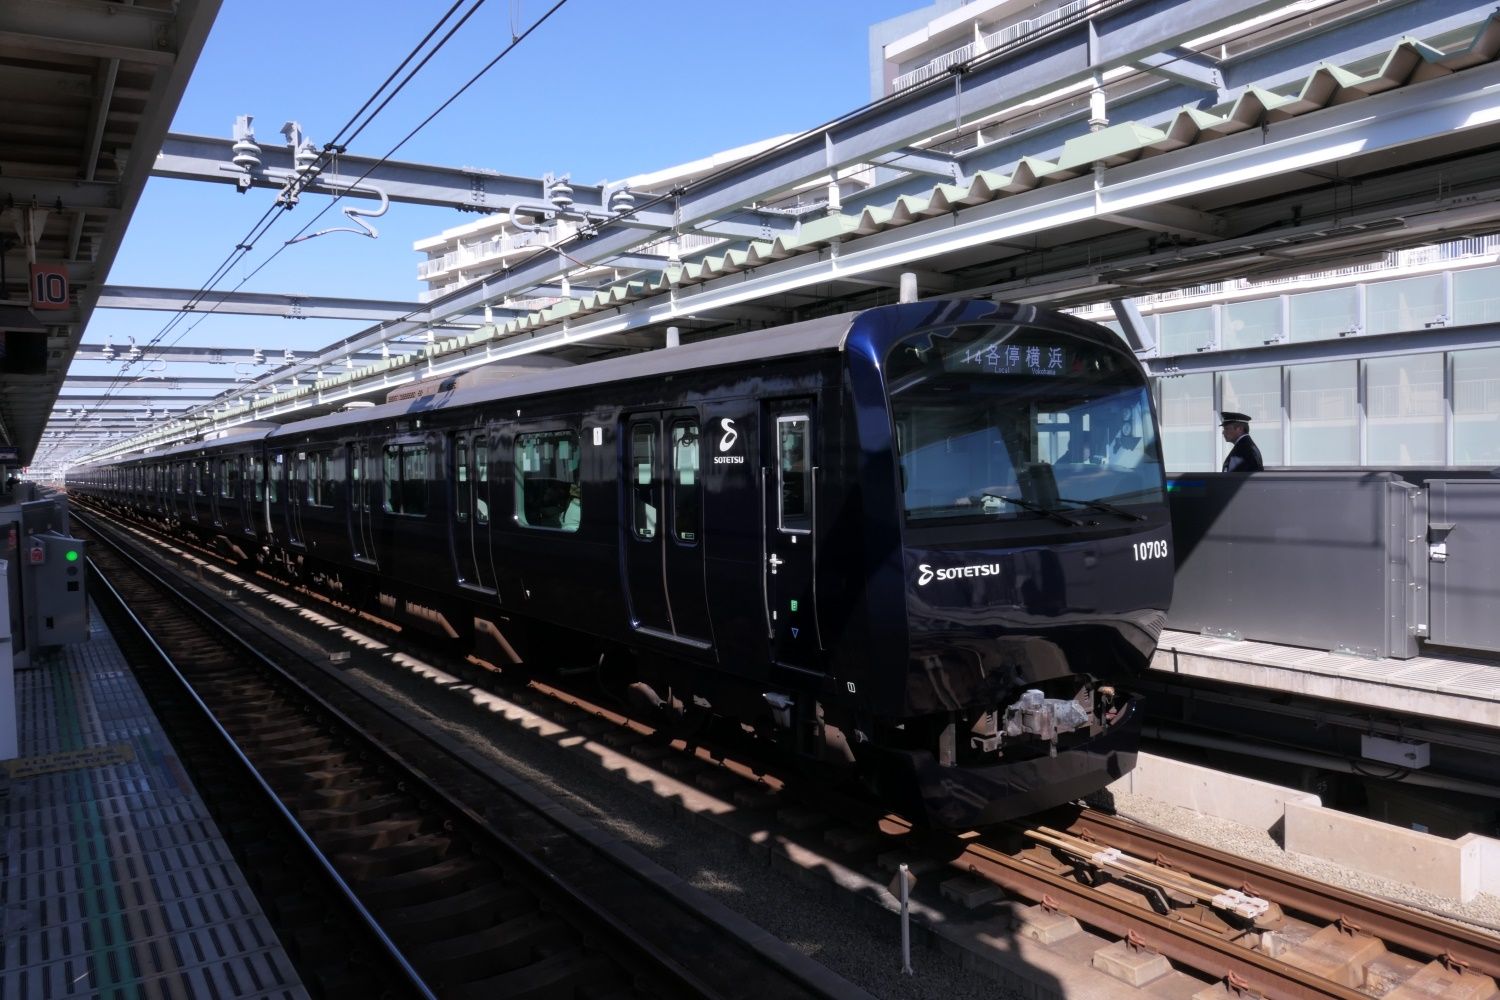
348,441,379,567
763,400,822,671
621,410,712,646
286,451,308,549
451,431,497,593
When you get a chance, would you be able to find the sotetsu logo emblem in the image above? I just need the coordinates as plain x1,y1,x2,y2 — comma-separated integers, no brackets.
917,562,1001,586
713,418,745,465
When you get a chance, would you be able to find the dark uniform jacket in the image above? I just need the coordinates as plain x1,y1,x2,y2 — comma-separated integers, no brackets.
1222,434,1264,473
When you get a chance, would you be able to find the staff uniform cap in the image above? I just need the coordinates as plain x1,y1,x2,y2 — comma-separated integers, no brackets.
1219,411,1252,425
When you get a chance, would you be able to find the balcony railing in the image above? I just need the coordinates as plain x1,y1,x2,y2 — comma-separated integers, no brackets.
891,0,1089,92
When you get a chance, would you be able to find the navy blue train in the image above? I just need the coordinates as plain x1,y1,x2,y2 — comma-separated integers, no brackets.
69,301,1173,827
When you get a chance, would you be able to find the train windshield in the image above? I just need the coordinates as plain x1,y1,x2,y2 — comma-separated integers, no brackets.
888,321,1165,525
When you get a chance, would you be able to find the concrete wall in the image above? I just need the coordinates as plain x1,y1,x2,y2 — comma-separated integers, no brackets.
1111,753,1500,903
1110,752,1320,833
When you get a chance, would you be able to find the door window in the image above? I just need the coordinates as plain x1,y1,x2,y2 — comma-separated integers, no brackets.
672,421,700,544
630,424,656,539
777,415,812,533
455,437,471,523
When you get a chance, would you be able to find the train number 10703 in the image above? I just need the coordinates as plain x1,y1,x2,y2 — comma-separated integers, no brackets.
1132,539,1169,561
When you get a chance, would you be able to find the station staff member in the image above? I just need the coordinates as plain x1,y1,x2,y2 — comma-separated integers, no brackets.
1220,411,1264,472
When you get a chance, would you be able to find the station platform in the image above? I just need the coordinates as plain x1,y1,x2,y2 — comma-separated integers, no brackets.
1,610,307,1000
1152,629,1500,730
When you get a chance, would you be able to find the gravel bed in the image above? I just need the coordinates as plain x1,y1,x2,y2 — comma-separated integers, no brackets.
352,664,1026,1000
1093,789,1500,939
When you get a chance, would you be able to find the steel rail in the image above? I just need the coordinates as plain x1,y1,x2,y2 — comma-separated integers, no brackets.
958,839,1371,1000
84,541,439,1000
1071,808,1500,980
78,505,855,1000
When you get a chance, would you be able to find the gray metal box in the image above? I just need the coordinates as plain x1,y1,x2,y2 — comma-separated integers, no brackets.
25,531,89,647
1167,472,1423,659
1427,478,1500,655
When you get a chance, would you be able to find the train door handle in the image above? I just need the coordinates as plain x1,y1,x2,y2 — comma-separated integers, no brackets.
767,553,784,574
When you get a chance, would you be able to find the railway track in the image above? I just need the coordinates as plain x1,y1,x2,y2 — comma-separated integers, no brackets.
77,500,1500,999
77,507,864,1000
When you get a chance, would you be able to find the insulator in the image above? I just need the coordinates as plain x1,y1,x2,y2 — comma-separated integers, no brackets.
252,348,265,365
294,144,321,179
610,189,635,214
549,181,574,211
231,137,262,172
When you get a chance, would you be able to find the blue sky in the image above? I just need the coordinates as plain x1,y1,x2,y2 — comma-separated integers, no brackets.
93,0,923,368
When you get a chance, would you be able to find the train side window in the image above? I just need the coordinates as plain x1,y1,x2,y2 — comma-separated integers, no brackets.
629,423,656,539
383,444,429,516
220,459,238,499
351,443,373,510
515,429,580,532
475,436,490,525
253,458,265,502
324,450,344,506
455,436,470,523
777,414,812,534
671,421,699,544
270,453,282,502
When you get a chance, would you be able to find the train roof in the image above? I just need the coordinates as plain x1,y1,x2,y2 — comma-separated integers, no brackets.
269,310,862,441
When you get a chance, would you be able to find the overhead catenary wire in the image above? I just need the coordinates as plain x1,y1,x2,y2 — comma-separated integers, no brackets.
183,0,574,414
68,0,494,444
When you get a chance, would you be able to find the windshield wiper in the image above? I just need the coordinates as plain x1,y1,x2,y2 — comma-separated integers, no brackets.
974,493,1082,526
1055,496,1146,521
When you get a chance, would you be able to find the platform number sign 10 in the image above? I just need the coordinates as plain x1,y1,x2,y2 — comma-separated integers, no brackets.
30,262,70,311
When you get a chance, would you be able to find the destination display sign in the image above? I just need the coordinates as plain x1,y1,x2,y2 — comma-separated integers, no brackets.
944,339,1069,376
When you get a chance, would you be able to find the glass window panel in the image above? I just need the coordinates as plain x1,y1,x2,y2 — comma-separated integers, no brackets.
515,429,580,531
1157,373,1215,472
1453,266,1500,326
1218,367,1282,466
1157,307,1216,356
474,437,490,525
402,446,428,515
455,437,469,523
1366,274,1445,336
1288,286,1358,342
1289,361,1358,464
1454,346,1500,465
628,425,656,539
778,415,812,532
1222,298,1281,350
1366,353,1443,465
383,446,399,512
672,421,699,544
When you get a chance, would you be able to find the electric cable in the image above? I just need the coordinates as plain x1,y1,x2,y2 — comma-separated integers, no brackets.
74,1,498,440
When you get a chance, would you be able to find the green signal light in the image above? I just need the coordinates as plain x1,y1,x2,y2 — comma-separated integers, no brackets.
65,550,79,562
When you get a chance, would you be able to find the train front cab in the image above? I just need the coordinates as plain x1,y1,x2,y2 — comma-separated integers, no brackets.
845,302,1174,828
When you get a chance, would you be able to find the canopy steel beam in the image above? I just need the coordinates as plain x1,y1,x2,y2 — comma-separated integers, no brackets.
0,176,121,211
63,375,255,386
153,134,793,242
0,0,178,66
672,0,1289,229
73,343,391,364
455,61,1500,365
97,285,503,324
1129,48,1223,91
